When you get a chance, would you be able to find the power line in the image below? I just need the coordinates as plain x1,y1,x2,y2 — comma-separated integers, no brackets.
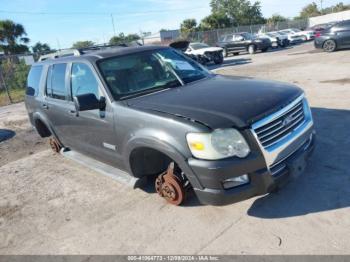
0,7,208,16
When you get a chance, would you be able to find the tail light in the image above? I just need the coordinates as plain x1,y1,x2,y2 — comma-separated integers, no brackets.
315,32,321,38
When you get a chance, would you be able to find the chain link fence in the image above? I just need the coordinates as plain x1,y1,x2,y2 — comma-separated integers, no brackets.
184,19,309,45
0,55,32,106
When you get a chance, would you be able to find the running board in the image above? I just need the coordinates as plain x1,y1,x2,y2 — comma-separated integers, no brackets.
61,149,145,189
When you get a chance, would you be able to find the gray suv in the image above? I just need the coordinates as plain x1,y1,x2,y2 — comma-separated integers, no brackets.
25,45,315,206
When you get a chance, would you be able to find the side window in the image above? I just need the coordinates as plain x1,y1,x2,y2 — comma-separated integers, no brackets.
26,65,43,96
46,63,67,100
71,63,99,99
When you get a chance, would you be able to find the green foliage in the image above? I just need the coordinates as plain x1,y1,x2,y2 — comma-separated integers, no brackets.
72,40,95,49
323,2,350,14
32,42,52,54
180,19,198,33
299,2,321,18
109,33,140,45
0,20,30,54
267,14,287,25
199,12,233,31
210,0,265,26
1,59,30,90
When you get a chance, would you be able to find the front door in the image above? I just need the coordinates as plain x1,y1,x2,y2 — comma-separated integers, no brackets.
64,62,119,167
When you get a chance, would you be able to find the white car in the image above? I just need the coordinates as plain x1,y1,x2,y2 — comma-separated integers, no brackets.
258,32,289,48
185,42,224,65
279,28,315,41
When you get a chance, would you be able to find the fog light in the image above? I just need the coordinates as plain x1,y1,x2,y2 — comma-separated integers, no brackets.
223,175,249,189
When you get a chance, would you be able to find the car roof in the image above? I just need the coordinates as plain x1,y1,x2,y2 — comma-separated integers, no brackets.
34,45,168,66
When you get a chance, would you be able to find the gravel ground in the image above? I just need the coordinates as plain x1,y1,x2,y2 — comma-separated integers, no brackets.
0,42,349,255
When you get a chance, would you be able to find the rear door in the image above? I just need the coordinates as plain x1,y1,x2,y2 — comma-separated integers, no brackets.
44,63,72,146
232,34,246,51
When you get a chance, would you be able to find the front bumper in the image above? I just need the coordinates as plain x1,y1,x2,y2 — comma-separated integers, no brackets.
191,131,315,205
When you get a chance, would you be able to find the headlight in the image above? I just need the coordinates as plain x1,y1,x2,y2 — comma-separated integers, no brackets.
186,129,250,160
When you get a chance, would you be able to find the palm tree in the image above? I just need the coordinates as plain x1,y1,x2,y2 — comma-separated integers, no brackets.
0,20,30,55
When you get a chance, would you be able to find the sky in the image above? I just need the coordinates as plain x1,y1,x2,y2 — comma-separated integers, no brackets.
0,0,348,49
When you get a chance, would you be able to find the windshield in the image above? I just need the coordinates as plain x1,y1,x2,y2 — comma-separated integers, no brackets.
98,48,211,100
241,32,255,40
190,43,210,50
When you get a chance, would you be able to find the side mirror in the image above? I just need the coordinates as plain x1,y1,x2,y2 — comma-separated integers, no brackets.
74,93,106,112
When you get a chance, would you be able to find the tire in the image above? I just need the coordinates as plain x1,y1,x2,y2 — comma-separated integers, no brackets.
214,55,224,64
233,52,239,56
248,45,256,54
261,47,268,53
323,39,337,52
223,48,228,57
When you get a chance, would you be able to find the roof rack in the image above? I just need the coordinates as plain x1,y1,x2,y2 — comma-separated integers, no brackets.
38,41,143,61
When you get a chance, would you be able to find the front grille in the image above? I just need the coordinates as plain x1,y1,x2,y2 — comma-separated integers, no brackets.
254,100,305,148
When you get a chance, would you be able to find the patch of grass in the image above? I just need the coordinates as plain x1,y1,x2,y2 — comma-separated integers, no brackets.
0,88,25,106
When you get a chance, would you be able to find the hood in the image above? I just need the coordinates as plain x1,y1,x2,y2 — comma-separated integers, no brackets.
169,41,190,52
127,75,303,129
188,47,223,55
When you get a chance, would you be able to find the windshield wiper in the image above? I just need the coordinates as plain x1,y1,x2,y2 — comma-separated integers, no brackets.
119,80,181,100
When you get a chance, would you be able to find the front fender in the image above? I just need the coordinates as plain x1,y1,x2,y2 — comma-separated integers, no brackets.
124,134,203,189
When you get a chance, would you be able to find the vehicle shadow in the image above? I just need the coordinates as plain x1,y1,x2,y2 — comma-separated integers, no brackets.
0,129,16,142
248,107,350,218
208,58,252,70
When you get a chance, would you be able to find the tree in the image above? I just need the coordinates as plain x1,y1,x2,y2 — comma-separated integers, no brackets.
267,14,287,25
199,12,232,30
180,19,198,34
109,33,140,45
32,42,51,54
72,40,95,49
323,2,350,14
299,2,321,18
0,20,30,54
210,0,265,26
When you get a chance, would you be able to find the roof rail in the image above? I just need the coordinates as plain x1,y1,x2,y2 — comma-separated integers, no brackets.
38,42,143,61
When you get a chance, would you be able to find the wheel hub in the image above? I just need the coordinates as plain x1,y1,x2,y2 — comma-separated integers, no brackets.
155,162,185,206
49,137,61,153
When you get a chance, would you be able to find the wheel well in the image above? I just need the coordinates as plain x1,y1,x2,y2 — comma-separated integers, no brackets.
34,118,51,137
129,147,173,178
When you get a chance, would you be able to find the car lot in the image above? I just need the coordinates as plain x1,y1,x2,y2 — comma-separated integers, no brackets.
0,42,349,254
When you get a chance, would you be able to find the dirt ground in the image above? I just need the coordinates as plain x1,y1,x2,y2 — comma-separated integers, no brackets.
0,42,349,255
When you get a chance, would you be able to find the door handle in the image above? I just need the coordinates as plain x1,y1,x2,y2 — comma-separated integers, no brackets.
42,103,48,109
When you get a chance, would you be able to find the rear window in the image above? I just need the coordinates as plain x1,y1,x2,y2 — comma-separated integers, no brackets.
26,65,43,96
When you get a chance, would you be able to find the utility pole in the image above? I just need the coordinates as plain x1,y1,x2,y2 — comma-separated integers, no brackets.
111,14,116,37
320,0,324,14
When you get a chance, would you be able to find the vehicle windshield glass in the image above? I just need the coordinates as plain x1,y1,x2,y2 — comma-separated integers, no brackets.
241,33,255,40
98,48,211,100
190,43,210,50
292,28,301,32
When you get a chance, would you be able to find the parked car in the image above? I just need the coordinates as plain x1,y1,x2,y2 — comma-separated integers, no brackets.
258,32,289,48
279,28,315,41
25,45,315,206
314,20,350,52
170,41,224,65
278,30,306,44
217,32,271,56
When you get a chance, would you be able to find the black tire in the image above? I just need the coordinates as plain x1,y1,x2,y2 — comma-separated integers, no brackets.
261,47,269,53
214,56,224,64
248,45,256,54
233,52,239,56
323,39,337,52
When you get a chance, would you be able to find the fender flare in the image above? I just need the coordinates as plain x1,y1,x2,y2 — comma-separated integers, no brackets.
32,112,62,144
124,137,203,190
